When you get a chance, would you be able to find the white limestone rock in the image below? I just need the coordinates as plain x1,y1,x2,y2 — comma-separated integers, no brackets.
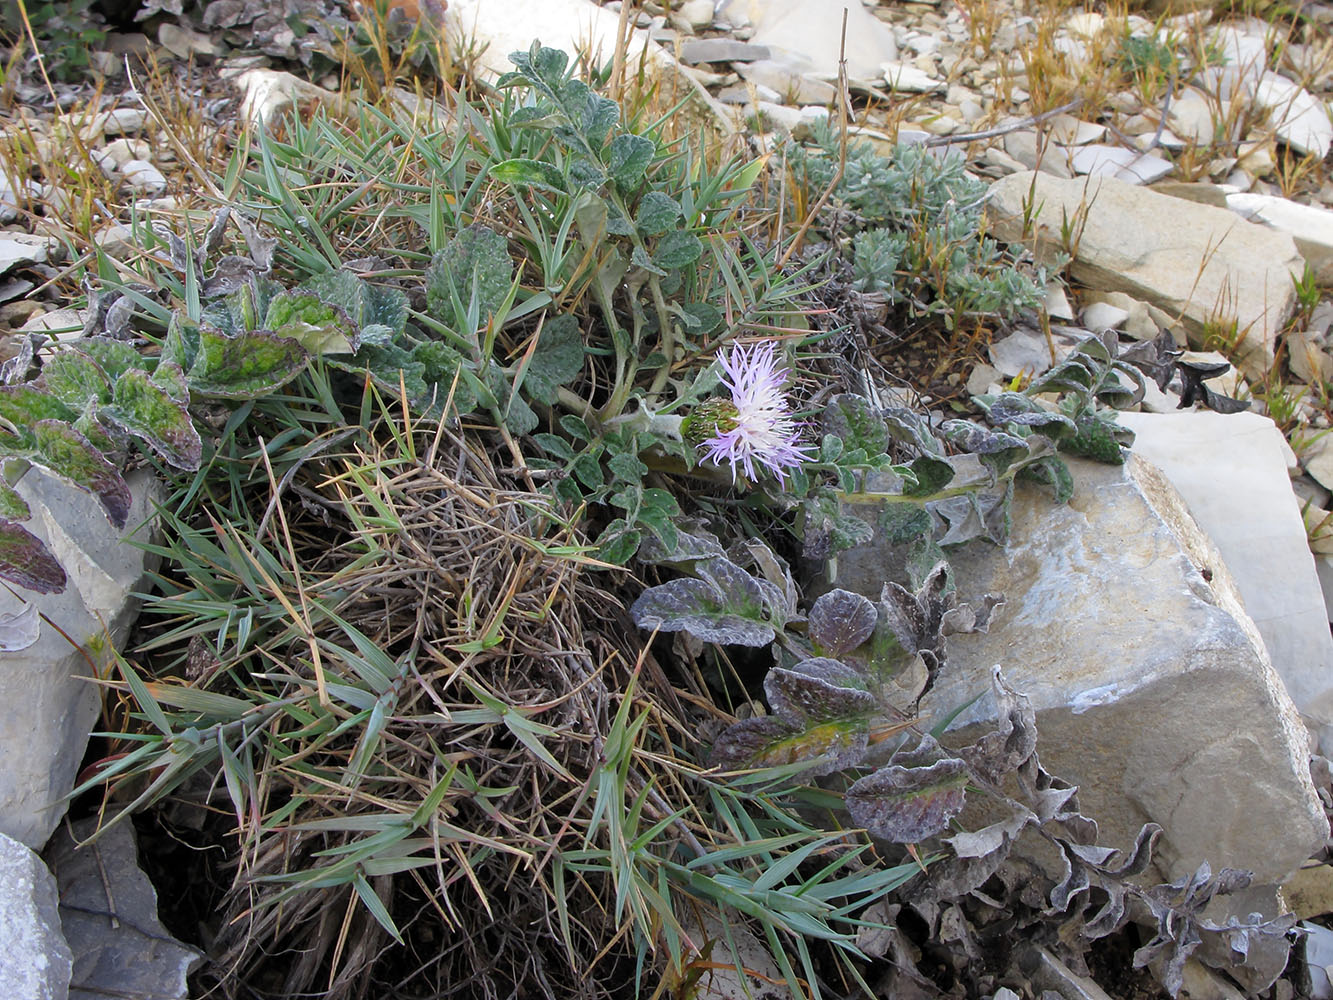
986,171,1304,380
233,68,340,129
0,233,58,275
119,159,166,198
1116,410,1333,751
915,454,1328,884
1252,72,1333,160
737,0,897,81
1227,191,1333,286
0,832,71,1000
1067,143,1174,185
0,467,162,848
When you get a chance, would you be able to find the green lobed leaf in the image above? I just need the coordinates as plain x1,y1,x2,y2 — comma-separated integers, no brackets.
631,245,667,276
0,481,29,521
362,281,409,336
412,341,478,415
40,350,110,410
561,79,619,147
201,277,283,337
802,493,874,561
808,590,879,657
635,192,682,236
161,312,202,371
595,518,642,565
0,520,66,593
0,385,78,430
882,405,944,455
28,420,132,528
607,134,656,190
186,326,309,399
880,503,933,545
1062,411,1130,464
653,231,703,270
630,556,780,646
425,225,515,327
501,42,569,99
902,455,955,497
70,337,149,382
978,392,1077,440
1018,454,1075,503
100,368,202,471
942,420,1029,482
329,342,430,404
822,394,889,457
675,301,722,336
151,361,190,403
522,314,585,405
845,757,969,842
490,158,567,195
264,292,360,355
608,451,648,482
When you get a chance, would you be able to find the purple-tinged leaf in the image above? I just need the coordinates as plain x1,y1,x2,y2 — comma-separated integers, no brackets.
29,420,131,528
39,350,111,409
630,558,779,646
264,291,359,355
846,757,969,843
0,520,65,593
187,326,308,399
709,713,869,776
763,658,875,721
74,337,149,382
0,385,79,432
891,734,950,769
0,480,29,521
808,588,878,656
959,666,1036,784
943,802,1033,859
940,593,1003,637
908,840,1014,904
101,368,202,471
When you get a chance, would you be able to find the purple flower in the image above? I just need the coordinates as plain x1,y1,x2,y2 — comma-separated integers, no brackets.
689,340,814,486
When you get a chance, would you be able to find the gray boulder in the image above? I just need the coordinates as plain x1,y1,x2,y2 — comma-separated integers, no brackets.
1117,410,1333,752
986,171,1304,381
839,454,1326,885
0,831,72,1000
47,819,202,1000
0,466,162,849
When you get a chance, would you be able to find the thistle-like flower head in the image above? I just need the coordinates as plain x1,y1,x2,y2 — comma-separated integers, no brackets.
688,340,813,486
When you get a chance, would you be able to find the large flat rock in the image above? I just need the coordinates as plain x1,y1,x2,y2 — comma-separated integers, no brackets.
986,171,1304,380
1116,410,1333,751
0,467,161,849
910,455,1325,884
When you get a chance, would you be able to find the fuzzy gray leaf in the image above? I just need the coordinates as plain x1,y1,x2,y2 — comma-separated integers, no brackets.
630,557,780,646
764,658,875,721
846,757,969,843
959,666,1035,784
808,588,878,656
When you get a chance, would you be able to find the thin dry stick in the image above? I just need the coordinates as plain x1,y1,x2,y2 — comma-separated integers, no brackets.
609,0,634,105
924,97,1083,147
777,8,849,268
